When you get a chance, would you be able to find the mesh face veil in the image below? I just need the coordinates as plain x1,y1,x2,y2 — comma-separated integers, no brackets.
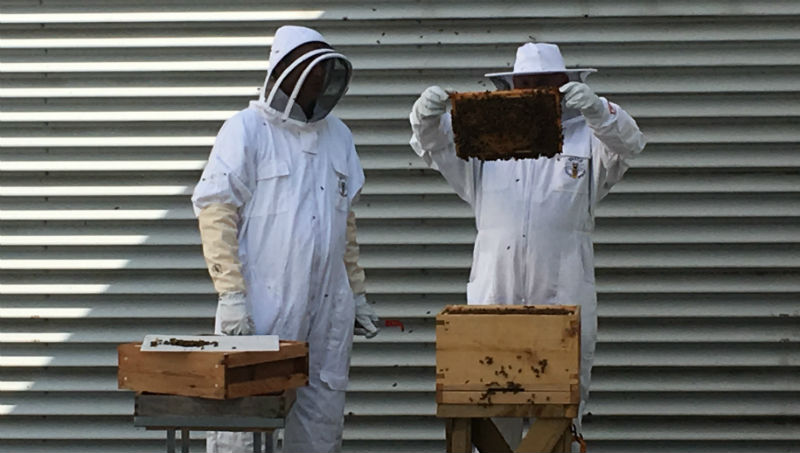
259,47,352,124
487,72,591,91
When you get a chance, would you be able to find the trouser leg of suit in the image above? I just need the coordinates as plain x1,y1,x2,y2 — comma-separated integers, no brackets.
206,288,352,453
576,305,597,433
281,292,352,452
205,325,253,453
282,376,346,452
569,307,597,452
206,431,253,453
205,378,346,453
206,304,254,453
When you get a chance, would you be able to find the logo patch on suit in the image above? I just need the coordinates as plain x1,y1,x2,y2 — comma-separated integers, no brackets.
564,157,587,179
338,175,348,198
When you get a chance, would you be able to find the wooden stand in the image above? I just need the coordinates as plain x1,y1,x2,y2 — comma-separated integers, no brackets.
439,403,577,453
134,392,294,453
435,305,581,453
118,339,309,452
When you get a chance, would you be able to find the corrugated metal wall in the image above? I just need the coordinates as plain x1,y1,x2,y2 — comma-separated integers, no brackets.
2,1,799,452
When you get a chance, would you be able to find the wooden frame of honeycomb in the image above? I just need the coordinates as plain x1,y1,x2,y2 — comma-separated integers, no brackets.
449,88,563,161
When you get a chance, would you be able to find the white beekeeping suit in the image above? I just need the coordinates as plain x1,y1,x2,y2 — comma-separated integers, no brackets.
410,43,646,448
192,25,378,453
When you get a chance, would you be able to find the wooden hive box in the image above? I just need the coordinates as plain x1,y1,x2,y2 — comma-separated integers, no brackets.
436,305,580,406
449,88,563,161
118,340,308,399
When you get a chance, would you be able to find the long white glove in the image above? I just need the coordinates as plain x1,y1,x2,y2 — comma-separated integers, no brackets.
559,81,607,125
217,291,255,336
344,209,366,295
412,86,449,120
354,294,380,338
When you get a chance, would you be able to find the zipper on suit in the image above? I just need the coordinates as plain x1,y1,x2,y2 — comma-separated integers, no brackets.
587,138,594,217
521,161,531,304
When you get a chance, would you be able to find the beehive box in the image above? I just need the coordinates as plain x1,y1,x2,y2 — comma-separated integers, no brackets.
118,340,308,399
436,305,579,406
449,88,563,161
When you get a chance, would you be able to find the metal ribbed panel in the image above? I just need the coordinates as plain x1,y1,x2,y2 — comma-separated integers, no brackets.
1,1,798,452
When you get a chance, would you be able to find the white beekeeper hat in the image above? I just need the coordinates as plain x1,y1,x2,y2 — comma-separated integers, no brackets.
485,43,596,90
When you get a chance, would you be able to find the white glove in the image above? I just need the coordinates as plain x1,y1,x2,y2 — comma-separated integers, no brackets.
412,86,449,120
217,291,254,336
559,81,607,124
354,294,380,338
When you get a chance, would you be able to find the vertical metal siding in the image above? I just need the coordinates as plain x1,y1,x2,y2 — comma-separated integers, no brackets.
1,1,799,452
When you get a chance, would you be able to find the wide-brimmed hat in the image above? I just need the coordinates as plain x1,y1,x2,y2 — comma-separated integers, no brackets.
485,43,596,90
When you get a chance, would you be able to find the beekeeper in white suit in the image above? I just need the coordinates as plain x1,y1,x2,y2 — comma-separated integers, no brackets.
410,43,646,448
192,25,380,453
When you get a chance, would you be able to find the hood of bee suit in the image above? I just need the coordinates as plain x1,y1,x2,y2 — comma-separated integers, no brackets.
253,25,353,125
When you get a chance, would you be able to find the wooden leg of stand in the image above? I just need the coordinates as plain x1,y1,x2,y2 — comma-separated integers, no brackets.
471,418,512,453
446,418,472,453
555,427,571,453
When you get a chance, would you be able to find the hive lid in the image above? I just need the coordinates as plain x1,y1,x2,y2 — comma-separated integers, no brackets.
140,334,280,352
439,304,578,316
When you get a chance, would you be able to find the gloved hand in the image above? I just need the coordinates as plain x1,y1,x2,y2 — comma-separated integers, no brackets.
559,81,607,124
412,86,449,120
354,293,380,338
217,291,255,336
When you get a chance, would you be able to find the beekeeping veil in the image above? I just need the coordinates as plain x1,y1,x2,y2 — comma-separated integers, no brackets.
257,25,352,124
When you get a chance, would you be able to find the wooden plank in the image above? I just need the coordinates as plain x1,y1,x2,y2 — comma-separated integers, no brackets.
438,390,574,405
135,392,294,418
471,418,512,453
118,343,226,398
135,416,284,431
435,349,579,393
441,382,575,392
226,373,308,399
119,343,224,377
118,342,309,399
253,356,307,380
223,341,308,368
122,371,225,399
437,404,577,419
435,306,580,400
440,305,578,316
436,316,578,354
436,343,577,376
555,428,572,453
515,419,571,453
227,356,307,384
446,418,472,453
